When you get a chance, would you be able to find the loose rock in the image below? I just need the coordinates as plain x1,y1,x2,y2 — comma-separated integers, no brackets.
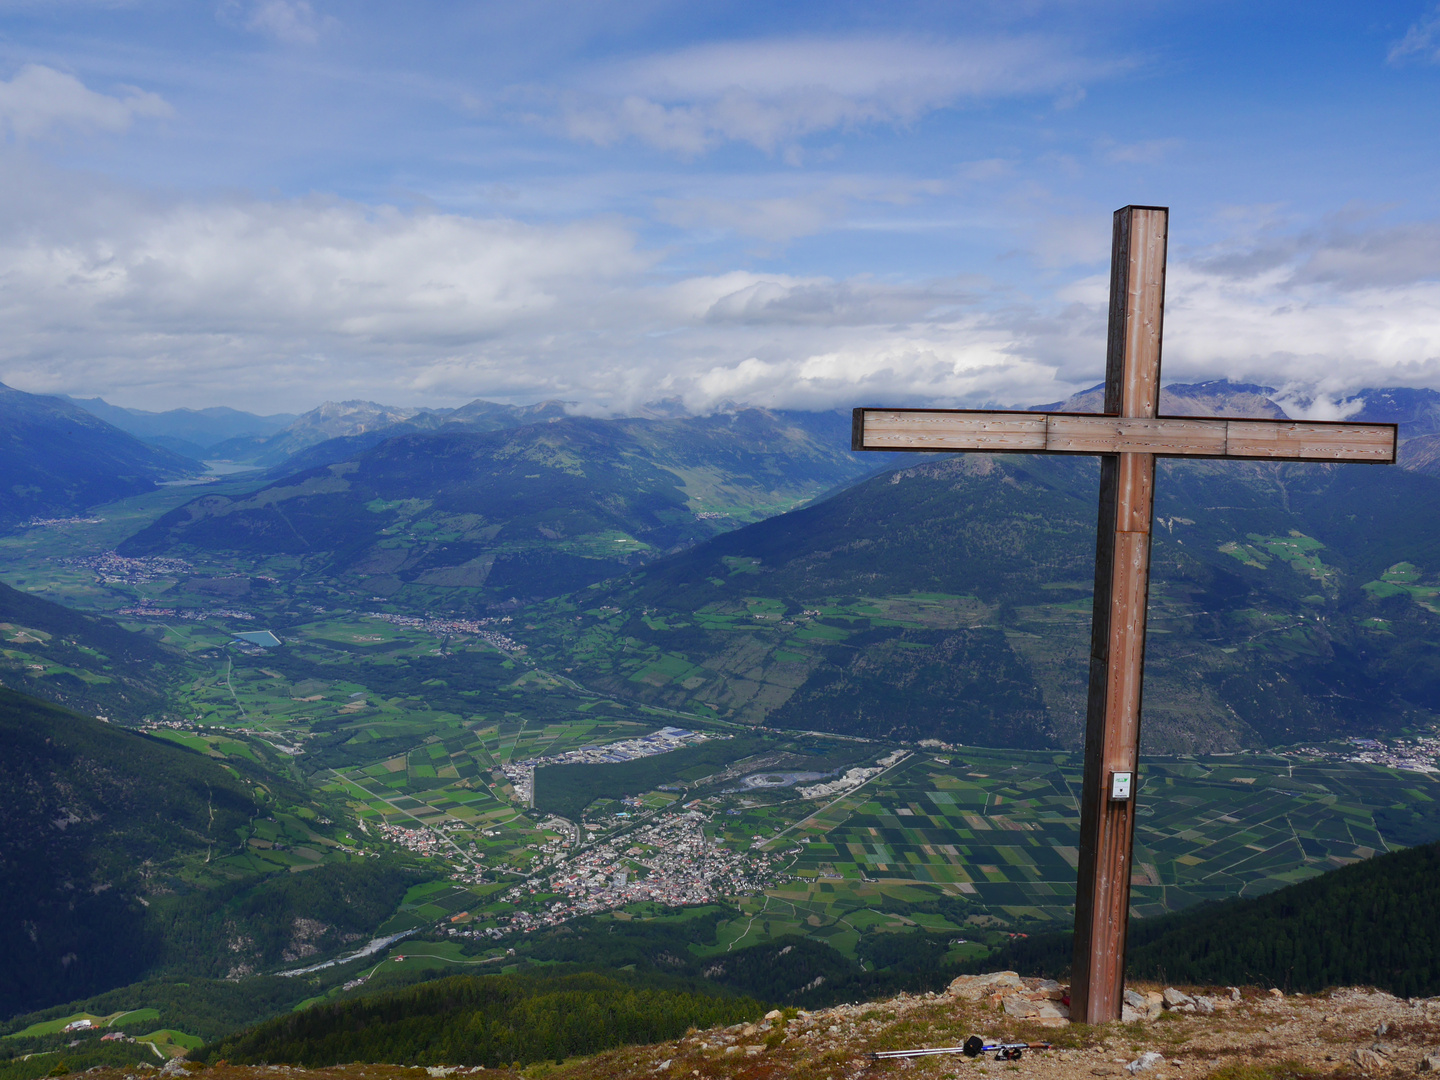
1353,1048,1388,1071
1126,1052,1166,1074
947,971,1025,1000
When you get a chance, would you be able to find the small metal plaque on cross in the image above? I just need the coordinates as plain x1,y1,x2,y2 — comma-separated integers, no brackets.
850,205,1397,1023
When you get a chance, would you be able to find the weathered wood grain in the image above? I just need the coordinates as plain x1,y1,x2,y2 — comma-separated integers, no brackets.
853,409,1397,463
1071,206,1169,1025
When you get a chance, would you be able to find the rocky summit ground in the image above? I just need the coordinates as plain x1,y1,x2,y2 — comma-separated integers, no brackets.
89,974,1440,1080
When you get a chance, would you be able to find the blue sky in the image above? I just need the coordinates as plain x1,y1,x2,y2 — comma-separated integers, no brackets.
2,1,1440,415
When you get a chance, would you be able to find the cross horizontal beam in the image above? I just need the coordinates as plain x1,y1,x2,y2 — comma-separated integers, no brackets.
852,409,1397,463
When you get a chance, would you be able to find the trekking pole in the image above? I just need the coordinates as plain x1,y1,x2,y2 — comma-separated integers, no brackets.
870,1036,1052,1061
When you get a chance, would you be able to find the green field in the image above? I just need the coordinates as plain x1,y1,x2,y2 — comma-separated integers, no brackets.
735,747,1433,924
318,732,1440,967
5,480,1440,1024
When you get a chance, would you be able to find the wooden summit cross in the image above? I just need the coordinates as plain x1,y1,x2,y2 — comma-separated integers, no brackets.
850,205,1398,1024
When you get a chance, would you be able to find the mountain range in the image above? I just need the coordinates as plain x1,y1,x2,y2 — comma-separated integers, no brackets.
0,384,199,531
60,394,576,465
115,409,883,603
35,378,1440,752
58,397,297,458
8,376,1440,1041
514,446,1440,753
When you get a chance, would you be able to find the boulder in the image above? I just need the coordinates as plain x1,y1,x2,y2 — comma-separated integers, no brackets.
1353,1048,1387,1072
1003,996,1040,1018
1418,1053,1440,1072
948,971,1026,1001
1126,1051,1166,1074
1163,988,1194,1008
1033,1001,1071,1028
1000,994,1069,1025
1121,990,1164,1021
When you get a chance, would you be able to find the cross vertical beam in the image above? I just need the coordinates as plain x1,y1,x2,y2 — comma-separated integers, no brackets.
1071,205,1168,1024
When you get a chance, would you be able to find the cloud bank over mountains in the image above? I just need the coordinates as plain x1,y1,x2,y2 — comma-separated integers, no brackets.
6,173,1440,415
1,4,1440,414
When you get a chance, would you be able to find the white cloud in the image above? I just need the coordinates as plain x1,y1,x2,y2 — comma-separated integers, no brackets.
672,270,977,327
0,185,656,408
1390,6,1440,64
1097,137,1182,164
653,174,947,243
0,65,170,139
217,0,332,44
1193,215,1440,291
655,193,836,243
1153,220,1440,395
557,35,1124,156
6,171,1440,415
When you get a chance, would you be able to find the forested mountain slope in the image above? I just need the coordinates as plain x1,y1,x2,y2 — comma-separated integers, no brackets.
976,838,1440,998
0,688,411,1019
1126,837,1440,996
0,688,258,1015
116,410,882,604
0,384,198,531
0,578,183,721
196,973,762,1070
523,451,1440,753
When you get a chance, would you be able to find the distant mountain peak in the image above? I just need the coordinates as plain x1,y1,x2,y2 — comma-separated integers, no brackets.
1030,378,1287,419
1331,387,1440,436
299,399,418,421
633,397,692,419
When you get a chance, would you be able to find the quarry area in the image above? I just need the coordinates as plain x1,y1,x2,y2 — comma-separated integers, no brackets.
89,973,1440,1080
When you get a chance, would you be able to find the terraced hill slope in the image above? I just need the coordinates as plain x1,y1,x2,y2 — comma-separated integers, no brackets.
521,451,1440,752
